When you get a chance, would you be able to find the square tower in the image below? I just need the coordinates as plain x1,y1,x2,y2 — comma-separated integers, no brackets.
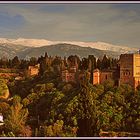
119,53,140,89
133,54,140,89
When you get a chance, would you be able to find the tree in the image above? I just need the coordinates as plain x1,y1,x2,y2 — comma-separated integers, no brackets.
0,57,8,68
43,120,77,137
101,55,110,70
88,55,96,69
103,79,115,92
80,58,89,70
19,59,29,69
39,57,48,75
96,58,101,70
11,56,20,68
22,98,30,107
0,102,10,117
67,55,80,67
0,79,9,99
77,72,99,136
29,57,37,66
4,95,30,136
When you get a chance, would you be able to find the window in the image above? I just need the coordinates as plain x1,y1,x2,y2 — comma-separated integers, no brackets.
105,75,107,80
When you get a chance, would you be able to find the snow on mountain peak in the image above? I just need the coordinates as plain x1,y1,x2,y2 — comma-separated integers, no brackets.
0,37,138,53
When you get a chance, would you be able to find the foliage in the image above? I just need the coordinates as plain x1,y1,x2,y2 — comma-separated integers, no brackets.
0,131,15,137
43,120,77,137
0,53,139,137
0,79,9,98
0,102,10,116
4,95,30,136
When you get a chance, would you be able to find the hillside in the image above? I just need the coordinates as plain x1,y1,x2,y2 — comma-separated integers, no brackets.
0,38,138,59
0,37,138,53
17,43,120,59
0,43,29,59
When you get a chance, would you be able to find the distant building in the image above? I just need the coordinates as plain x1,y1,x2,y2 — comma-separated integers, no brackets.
93,69,115,85
28,64,40,76
62,70,70,82
92,53,140,89
61,56,79,83
61,52,140,89
119,53,140,89
61,66,77,83
0,113,4,126
100,69,114,84
93,69,100,85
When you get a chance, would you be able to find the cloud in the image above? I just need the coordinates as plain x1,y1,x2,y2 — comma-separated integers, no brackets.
0,3,140,48
0,13,26,28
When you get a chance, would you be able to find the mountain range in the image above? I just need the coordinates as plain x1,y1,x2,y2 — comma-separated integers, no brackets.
0,38,138,59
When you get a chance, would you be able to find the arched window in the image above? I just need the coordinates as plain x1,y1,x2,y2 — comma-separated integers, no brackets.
123,72,125,76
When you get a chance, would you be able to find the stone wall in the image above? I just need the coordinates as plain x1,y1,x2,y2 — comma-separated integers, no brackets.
100,71,113,84
119,54,134,87
93,69,100,85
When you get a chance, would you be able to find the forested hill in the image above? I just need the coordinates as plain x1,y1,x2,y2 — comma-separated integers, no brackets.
1,67,140,137
0,45,140,137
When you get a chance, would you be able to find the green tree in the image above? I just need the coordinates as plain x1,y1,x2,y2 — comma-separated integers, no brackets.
77,72,99,136
44,120,77,137
19,59,29,69
11,56,20,68
80,58,89,70
0,79,9,99
101,55,110,70
4,95,30,136
22,98,30,107
0,102,10,116
29,57,37,66
96,58,101,70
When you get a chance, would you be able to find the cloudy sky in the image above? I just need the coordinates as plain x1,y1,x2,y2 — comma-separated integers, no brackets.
0,3,140,48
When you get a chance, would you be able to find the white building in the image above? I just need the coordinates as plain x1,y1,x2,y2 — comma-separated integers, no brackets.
0,113,4,126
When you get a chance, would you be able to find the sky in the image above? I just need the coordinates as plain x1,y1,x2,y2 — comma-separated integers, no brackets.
0,3,140,48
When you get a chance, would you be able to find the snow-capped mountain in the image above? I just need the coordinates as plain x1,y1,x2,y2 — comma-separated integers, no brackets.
0,38,138,54
0,38,53,48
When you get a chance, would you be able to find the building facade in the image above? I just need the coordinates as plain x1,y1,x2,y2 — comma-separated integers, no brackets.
28,64,40,76
92,53,140,89
119,54,134,87
119,53,140,89
93,69,100,85
61,52,140,89
61,66,77,83
93,69,114,85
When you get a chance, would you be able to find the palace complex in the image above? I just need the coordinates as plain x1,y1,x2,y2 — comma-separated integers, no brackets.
61,52,140,89
23,51,140,89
